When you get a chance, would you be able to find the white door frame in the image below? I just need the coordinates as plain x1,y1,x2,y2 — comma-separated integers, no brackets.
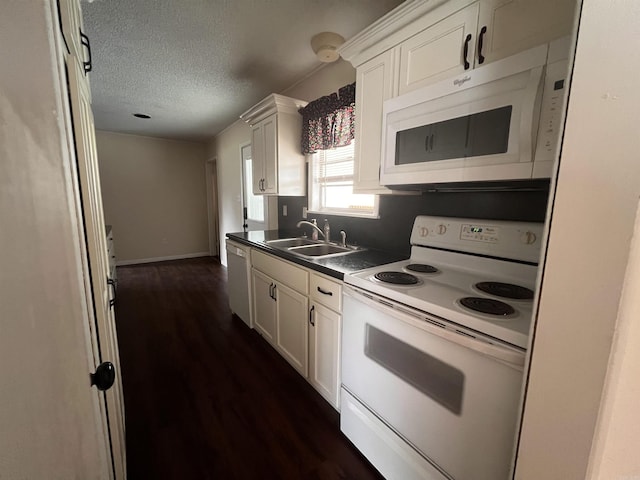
205,157,220,256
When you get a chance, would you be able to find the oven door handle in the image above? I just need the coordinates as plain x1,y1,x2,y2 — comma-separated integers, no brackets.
344,286,525,370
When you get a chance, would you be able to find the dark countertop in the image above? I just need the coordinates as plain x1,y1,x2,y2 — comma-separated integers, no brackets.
226,230,407,280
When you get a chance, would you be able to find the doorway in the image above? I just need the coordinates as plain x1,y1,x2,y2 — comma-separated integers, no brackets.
241,143,270,231
206,158,220,256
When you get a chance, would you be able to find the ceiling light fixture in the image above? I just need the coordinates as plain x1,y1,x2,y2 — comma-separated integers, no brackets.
310,32,345,63
133,113,151,119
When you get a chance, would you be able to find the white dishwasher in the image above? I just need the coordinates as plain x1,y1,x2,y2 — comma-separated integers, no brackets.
225,239,252,328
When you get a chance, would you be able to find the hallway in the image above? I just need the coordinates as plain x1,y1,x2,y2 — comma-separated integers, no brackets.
114,257,383,479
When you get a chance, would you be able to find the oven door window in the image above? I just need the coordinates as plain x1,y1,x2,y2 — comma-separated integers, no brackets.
365,324,464,415
395,105,512,164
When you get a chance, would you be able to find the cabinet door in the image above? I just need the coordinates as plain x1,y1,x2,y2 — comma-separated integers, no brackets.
309,302,341,409
261,115,278,194
275,282,308,377
251,123,265,194
354,50,397,194
58,0,83,66
478,0,576,65
251,269,277,344
397,3,479,95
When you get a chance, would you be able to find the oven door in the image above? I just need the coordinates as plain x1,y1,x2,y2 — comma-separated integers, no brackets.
341,286,525,480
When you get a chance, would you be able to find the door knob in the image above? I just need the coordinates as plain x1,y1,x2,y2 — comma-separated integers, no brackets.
90,362,116,391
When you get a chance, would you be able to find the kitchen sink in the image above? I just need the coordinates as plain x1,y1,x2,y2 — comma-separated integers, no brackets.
287,243,360,258
265,237,363,258
265,237,319,248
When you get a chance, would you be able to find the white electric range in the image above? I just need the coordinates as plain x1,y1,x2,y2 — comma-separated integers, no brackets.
340,215,544,480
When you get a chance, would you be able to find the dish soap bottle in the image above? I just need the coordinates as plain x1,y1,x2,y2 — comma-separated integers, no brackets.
323,219,330,243
311,219,318,240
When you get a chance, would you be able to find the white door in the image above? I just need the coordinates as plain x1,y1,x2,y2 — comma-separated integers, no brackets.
241,143,270,231
206,159,220,256
67,55,126,479
0,1,111,475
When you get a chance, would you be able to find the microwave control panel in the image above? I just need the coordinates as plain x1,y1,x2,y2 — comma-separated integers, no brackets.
535,58,569,162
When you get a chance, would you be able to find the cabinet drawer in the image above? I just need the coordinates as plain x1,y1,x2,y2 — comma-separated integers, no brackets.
310,273,342,312
251,250,308,294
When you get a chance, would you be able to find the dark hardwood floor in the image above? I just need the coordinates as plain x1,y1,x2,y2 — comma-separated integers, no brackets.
114,256,383,480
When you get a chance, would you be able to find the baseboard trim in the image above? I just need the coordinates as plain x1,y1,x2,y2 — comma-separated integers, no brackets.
116,252,210,266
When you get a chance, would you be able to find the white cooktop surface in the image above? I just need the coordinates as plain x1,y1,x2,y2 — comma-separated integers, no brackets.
344,246,538,349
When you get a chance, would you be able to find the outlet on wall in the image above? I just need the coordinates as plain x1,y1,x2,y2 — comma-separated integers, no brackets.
302,207,307,219
282,205,287,216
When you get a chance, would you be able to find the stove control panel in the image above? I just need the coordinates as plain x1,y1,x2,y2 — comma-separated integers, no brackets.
460,224,499,243
411,216,544,263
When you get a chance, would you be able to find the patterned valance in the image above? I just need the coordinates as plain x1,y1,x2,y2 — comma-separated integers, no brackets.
300,82,356,155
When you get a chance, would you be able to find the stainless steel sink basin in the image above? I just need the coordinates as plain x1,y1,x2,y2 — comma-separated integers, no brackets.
266,238,319,248
266,237,363,258
287,243,360,258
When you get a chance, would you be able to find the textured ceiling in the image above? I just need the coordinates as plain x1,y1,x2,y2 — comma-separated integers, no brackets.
82,0,405,142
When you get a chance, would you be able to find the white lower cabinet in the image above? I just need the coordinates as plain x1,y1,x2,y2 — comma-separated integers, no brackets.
308,272,343,409
250,249,342,409
251,268,278,344
309,302,341,409
252,267,309,376
251,250,309,377
274,281,309,376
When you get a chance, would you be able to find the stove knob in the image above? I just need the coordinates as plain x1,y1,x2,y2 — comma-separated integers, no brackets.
420,227,429,237
437,224,447,235
520,231,537,244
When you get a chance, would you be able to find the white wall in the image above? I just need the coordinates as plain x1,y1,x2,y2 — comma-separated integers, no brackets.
209,60,356,265
96,131,209,264
515,0,640,478
586,201,640,479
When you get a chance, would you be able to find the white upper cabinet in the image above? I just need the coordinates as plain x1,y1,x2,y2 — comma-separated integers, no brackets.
340,0,577,189
354,50,397,193
58,0,92,95
397,0,576,95
240,94,308,196
478,0,577,65
397,3,479,95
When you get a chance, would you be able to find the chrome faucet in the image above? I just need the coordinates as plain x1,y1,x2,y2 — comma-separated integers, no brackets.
339,230,347,247
296,220,326,241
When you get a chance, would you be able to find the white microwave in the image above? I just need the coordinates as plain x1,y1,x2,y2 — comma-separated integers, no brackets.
380,38,570,186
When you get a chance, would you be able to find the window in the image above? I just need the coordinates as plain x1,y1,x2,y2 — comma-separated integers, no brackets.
308,142,378,218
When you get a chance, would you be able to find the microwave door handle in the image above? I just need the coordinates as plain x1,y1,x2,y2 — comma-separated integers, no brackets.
424,133,435,152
